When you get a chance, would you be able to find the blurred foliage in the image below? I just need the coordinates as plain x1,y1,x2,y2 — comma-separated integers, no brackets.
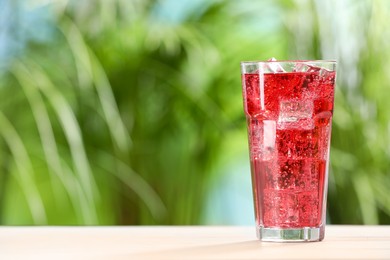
0,0,389,225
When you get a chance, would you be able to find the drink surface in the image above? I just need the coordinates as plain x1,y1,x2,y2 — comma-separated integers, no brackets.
243,70,335,228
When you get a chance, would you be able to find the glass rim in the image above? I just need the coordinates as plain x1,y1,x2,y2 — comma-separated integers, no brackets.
241,60,337,65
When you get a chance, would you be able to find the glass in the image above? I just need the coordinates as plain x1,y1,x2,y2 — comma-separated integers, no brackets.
240,60,336,242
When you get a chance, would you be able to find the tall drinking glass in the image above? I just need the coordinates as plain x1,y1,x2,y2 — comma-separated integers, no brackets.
241,60,336,242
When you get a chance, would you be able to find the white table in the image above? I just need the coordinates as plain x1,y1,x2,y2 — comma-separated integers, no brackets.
0,226,389,259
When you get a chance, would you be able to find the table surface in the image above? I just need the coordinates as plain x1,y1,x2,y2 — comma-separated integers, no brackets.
0,225,389,259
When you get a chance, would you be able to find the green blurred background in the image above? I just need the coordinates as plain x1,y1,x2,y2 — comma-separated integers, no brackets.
0,0,389,225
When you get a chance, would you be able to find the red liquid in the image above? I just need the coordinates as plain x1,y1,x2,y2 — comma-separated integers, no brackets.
242,71,335,228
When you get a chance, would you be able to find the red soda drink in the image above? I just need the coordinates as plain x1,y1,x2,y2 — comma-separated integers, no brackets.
241,61,336,241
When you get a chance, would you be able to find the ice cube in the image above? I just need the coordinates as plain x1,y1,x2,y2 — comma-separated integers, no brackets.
318,67,336,85
306,64,334,83
298,192,319,226
293,62,332,75
249,119,276,160
277,100,314,130
314,111,332,127
277,131,318,159
266,190,299,225
267,57,285,73
293,62,308,72
307,65,322,72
